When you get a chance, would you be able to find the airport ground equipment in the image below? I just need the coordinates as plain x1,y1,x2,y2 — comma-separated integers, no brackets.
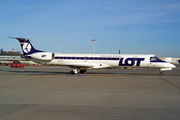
10,60,25,68
3,63,10,66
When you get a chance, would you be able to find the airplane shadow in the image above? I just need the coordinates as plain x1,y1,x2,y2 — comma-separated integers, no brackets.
0,69,155,76
1,68,177,76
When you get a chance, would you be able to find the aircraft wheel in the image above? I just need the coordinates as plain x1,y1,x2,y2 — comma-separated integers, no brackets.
159,71,163,76
71,70,75,74
71,69,78,74
80,70,86,74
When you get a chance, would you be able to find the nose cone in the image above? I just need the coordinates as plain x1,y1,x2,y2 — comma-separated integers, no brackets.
169,63,176,68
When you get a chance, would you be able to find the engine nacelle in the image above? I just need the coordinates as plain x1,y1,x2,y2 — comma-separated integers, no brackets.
30,52,54,62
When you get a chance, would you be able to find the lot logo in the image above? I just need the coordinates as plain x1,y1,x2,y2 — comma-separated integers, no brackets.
119,58,145,66
23,43,31,53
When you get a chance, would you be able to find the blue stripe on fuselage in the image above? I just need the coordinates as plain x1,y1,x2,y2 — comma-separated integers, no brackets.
54,56,120,60
150,60,167,63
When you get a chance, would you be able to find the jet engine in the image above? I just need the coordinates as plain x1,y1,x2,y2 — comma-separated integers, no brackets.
30,52,54,63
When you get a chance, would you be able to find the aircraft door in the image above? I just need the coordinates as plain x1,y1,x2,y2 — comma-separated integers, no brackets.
148,57,156,67
84,56,87,62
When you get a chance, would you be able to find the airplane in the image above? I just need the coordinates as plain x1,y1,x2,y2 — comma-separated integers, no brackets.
8,37,176,75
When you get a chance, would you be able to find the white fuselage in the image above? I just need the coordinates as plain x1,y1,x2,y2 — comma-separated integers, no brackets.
8,37,176,75
30,53,175,71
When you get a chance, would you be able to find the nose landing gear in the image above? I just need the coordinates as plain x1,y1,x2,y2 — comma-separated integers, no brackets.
159,71,163,76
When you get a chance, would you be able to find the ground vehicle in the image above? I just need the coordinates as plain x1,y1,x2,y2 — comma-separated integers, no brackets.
3,62,10,66
10,60,25,68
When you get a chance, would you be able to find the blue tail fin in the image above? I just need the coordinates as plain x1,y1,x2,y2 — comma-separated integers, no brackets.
8,37,44,57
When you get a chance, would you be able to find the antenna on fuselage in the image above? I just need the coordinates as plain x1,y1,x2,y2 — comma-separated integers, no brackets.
92,39,96,54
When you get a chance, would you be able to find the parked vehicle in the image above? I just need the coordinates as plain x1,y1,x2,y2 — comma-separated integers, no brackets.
3,63,10,66
10,60,25,68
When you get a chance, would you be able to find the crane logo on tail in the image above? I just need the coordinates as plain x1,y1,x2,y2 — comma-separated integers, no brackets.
22,43,31,53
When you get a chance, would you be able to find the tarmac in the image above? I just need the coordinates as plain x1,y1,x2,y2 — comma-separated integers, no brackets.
0,65,180,120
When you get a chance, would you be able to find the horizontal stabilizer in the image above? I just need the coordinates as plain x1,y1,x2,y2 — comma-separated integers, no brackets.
7,37,29,42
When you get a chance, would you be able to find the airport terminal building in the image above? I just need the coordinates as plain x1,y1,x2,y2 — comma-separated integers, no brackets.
0,49,25,65
0,56,24,65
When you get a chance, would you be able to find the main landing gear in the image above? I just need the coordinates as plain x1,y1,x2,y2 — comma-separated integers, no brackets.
80,70,86,74
71,70,76,74
70,69,86,74
159,71,163,76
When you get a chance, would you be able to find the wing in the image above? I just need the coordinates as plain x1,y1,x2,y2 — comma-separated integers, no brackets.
65,63,111,69
65,63,94,69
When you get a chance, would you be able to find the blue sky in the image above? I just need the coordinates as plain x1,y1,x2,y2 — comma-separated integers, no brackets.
1,0,180,57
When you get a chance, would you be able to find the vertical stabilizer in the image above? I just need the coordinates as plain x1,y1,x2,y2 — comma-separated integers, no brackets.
7,37,44,57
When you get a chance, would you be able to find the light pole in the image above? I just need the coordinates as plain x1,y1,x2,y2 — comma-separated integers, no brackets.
92,39,96,54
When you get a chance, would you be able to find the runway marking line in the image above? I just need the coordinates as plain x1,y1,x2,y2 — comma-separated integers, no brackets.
0,72,128,76
2,72,177,76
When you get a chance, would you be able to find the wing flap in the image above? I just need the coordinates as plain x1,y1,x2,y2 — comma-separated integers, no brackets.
160,68,172,71
65,63,94,69
65,63,111,69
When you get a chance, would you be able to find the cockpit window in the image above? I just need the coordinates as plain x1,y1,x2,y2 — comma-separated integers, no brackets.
154,56,160,60
150,56,160,61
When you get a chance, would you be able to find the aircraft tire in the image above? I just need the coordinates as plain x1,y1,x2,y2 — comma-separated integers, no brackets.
71,70,75,74
80,70,86,74
159,71,163,76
